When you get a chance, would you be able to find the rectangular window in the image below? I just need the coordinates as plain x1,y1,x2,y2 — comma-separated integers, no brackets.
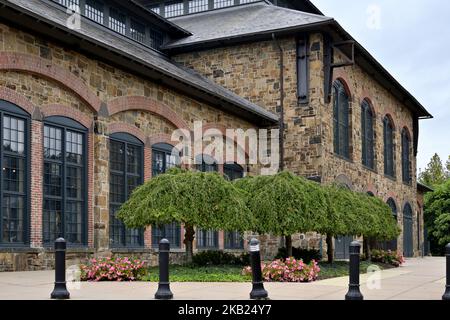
189,0,208,13
224,231,244,249
197,229,219,249
130,20,146,44
296,35,309,104
1,112,28,245
43,125,85,245
149,29,164,50
214,0,233,9
150,6,161,15
85,0,104,24
152,223,181,248
109,8,126,35
55,0,80,9
165,2,184,18
109,139,144,248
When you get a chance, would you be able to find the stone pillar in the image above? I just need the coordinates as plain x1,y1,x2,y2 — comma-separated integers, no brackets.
93,117,110,253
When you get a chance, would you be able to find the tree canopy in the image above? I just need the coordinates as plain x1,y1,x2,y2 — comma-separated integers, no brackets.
117,168,254,232
233,171,328,236
419,153,448,187
425,179,450,247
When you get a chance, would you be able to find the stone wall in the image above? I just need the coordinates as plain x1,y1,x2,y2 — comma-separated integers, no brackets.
0,23,259,271
174,32,422,258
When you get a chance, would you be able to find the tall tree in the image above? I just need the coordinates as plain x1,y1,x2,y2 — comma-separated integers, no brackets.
419,153,446,187
425,179,450,252
446,155,450,179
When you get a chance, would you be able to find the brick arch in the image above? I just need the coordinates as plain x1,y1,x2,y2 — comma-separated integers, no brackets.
0,53,101,113
383,113,397,131
401,126,412,141
41,104,93,130
362,97,376,116
148,133,178,147
107,96,189,130
333,73,352,100
0,86,36,115
107,122,146,145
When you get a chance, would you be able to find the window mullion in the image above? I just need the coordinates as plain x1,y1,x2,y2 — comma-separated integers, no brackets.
123,142,128,246
0,112,3,244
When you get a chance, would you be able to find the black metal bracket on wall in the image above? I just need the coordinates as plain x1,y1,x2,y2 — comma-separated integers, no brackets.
296,33,309,105
324,35,356,104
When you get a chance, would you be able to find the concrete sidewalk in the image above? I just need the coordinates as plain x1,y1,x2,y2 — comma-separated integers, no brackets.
0,257,445,300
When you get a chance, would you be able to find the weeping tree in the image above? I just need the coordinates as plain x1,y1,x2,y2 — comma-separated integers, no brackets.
321,185,400,264
234,171,328,257
117,168,254,263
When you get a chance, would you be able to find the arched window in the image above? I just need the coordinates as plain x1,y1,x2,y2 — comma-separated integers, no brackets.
403,203,414,257
109,133,144,248
196,154,219,249
151,143,181,248
383,116,395,178
224,163,245,249
361,100,375,169
0,100,30,245
333,80,350,159
401,128,411,184
43,116,87,246
384,198,398,251
152,143,180,177
224,163,244,181
196,154,218,172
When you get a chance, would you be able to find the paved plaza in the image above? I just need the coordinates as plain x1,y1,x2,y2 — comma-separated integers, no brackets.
0,258,445,300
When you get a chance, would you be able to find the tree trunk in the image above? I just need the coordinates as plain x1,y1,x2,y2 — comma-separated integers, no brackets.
364,237,372,262
285,235,293,258
184,224,195,264
326,234,334,265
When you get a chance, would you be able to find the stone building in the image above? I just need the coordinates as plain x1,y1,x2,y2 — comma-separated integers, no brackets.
0,0,432,271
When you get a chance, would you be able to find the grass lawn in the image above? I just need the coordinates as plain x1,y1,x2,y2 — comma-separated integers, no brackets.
140,261,394,282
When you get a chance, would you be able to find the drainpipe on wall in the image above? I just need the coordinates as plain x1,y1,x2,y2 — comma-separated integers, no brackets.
272,33,285,172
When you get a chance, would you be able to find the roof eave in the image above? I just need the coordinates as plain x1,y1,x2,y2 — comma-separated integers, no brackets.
0,0,277,126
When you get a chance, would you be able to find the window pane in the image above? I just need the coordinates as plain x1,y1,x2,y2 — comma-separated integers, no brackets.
3,116,25,155
44,163,62,197
165,2,184,18
66,130,83,164
43,124,85,245
43,199,62,243
2,195,24,243
109,8,126,35
56,0,79,9
44,126,63,160
197,229,218,249
130,19,146,43
85,0,104,24
2,156,25,193
189,0,208,13
152,150,165,177
225,231,244,249
65,201,83,244
149,29,164,50
109,139,143,247
214,0,233,9
152,223,181,248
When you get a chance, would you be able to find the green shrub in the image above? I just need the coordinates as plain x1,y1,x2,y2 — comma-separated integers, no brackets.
275,247,322,263
193,250,249,266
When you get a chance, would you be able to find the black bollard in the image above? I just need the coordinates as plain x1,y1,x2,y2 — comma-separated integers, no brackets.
249,238,269,300
345,240,364,301
155,238,173,300
443,243,450,301
50,238,70,299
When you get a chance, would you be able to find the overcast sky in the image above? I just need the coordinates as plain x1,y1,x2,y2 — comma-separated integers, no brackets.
312,0,450,172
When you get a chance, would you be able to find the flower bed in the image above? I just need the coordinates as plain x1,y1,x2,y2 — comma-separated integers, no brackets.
370,250,405,267
242,258,321,282
80,257,146,281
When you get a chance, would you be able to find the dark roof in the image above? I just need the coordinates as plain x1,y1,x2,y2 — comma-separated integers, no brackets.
163,1,432,119
417,182,434,193
0,0,278,126
164,2,332,49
